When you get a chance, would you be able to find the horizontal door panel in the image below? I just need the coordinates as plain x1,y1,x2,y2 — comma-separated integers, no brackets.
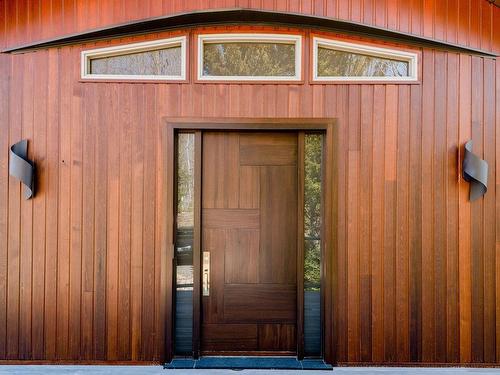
201,324,258,351
223,284,296,323
203,209,260,229
240,133,297,166
258,324,296,351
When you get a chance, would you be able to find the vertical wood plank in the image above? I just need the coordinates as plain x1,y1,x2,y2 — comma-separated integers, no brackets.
130,85,144,361
346,149,359,363
457,0,469,46
458,53,472,364
44,48,60,361
433,51,447,363
359,85,373,362
496,57,500,365
346,85,361,363
421,49,435,362
470,55,484,363
56,46,72,360
68,47,83,361
0,52,11,361
409,81,423,363
157,101,171,363
395,84,410,362
333,85,348,363
18,49,34,360
482,57,496,364
106,83,120,361
6,54,22,360
81,81,95,360
118,84,132,360
141,85,157,360
445,53,460,364
383,84,397,363
371,85,385,363
94,84,108,360
31,49,48,360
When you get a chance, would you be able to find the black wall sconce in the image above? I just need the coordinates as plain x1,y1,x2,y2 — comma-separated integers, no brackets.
462,140,488,202
9,139,35,199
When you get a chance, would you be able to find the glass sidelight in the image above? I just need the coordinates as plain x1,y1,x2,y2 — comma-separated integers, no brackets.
174,133,195,355
303,133,323,357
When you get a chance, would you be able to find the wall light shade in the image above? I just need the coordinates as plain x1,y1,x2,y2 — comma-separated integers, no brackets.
462,140,488,202
9,139,35,199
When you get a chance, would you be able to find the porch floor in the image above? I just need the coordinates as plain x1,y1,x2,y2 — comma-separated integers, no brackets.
0,366,499,374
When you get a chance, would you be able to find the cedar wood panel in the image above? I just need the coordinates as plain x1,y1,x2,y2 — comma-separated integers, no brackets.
0,0,499,366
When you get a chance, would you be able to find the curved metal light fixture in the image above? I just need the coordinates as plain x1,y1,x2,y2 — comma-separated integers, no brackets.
462,140,488,202
9,139,35,199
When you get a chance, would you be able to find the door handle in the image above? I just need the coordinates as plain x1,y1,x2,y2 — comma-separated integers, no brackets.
202,251,210,296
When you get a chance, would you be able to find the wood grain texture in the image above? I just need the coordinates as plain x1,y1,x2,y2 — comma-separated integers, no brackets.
0,0,498,55
0,13,497,365
201,131,298,353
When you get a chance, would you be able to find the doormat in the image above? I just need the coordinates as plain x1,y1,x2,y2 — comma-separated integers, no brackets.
164,356,333,370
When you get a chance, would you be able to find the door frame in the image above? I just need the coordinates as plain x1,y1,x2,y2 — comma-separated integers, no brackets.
164,118,338,364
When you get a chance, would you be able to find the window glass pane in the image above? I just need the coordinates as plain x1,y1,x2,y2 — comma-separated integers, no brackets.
175,133,194,355
202,42,296,77
90,46,182,76
304,134,323,356
317,46,409,77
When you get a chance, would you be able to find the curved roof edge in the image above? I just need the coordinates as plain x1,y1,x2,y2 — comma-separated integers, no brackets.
2,8,498,57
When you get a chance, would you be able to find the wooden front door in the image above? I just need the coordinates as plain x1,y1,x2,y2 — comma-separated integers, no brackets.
201,131,298,355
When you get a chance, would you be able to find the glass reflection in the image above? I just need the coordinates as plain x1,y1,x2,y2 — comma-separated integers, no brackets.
203,42,296,77
304,133,323,357
317,47,409,77
90,46,182,76
175,133,194,355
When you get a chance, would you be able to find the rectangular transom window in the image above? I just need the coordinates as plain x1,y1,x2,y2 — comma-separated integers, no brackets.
81,36,186,80
198,34,302,81
313,37,418,82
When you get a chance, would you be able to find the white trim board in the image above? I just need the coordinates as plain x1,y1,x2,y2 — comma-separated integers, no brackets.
81,36,187,81
312,37,418,82
197,33,302,81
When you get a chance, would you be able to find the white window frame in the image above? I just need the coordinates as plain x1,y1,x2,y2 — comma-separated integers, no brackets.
312,37,418,82
197,33,302,81
81,36,187,81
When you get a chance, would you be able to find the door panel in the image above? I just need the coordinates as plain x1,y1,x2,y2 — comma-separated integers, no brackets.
223,284,296,323
260,165,297,284
201,131,298,354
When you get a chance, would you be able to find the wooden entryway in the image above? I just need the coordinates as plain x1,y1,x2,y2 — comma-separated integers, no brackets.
167,119,335,363
201,132,298,355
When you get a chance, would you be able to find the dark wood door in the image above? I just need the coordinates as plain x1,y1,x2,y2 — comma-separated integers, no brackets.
201,131,298,355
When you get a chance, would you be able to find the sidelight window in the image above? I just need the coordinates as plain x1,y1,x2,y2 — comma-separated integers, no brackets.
313,37,418,82
303,133,323,357
198,33,302,81
174,132,195,355
81,36,187,80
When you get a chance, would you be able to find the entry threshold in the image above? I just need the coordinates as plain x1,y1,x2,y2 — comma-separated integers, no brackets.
164,356,333,370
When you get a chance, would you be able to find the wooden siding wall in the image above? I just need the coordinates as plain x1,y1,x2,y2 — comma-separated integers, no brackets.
0,0,499,54
0,1,498,367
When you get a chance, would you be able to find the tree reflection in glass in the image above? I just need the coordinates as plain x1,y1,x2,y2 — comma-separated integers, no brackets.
304,134,322,291
304,133,323,356
175,133,194,355
203,42,296,77
317,47,409,77
90,46,182,76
